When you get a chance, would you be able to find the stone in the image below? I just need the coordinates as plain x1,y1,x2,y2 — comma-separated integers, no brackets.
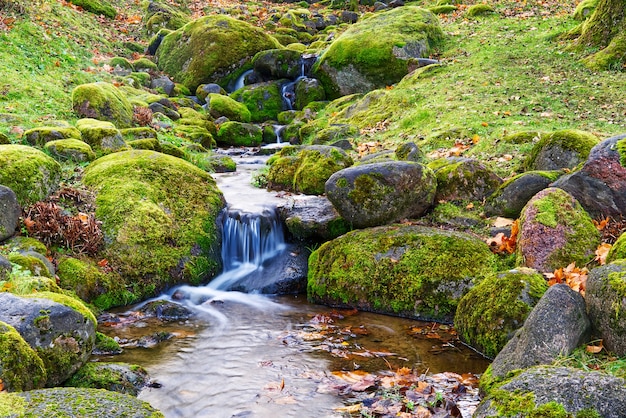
252,48,303,80
0,255,11,280
23,125,81,147
294,77,326,110
150,75,175,96
486,284,590,382
276,195,350,241
75,118,128,153
64,362,149,396
207,93,252,122
216,121,263,147
552,134,626,218
523,129,599,171
230,81,284,122
0,321,47,392
72,82,134,128
0,185,20,242
44,138,96,162
516,188,600,273
429,157,503,202
325,161,436,228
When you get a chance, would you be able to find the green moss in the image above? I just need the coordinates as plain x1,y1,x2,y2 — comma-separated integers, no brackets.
454,269,547,358
308,225,498,321
156,15,282,91
75,118,128,153
618,138,626,168
69,0,116,19
0,392,27,416
216,121,262,147
45,138,96,162
24,125,82,147
82,150,225,301
0,321,47,392
94,331,121,353
23,291,97,325
230,82,283,122
429,5,457,14
488,390,569,417
523,129,599,171
72,82,134,128
132,58,158,71
2,236,48,255
128,138,161,151
0,144,62,206
467,4,496,17
207,93,252,122
109,57,133,71
607,232,626,262
573,0,599,20
64,362,147,395
7,253,52,278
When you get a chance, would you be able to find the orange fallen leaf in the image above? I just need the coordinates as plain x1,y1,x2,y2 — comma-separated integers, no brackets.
593,217,610,231
586,340,603,354
595,243,612,266
481,122,489,127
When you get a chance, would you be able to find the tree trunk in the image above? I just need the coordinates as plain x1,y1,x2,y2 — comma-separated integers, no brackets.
577,0,626,70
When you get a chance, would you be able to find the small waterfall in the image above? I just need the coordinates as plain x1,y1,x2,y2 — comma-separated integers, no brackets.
273,124,285,144
228,69,254,93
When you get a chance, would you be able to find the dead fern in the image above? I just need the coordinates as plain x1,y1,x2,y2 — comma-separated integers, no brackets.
133,106,153,126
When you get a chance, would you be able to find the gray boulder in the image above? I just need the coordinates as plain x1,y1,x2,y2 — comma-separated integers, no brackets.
523,129,599,171
325,161,436,229
13,387,163,417
276,195,350,241
0,255,11,280
553,134,626,218
0,292,96,386
0,185,20,242
150,75,175,96
475,366,626,418
64,362,150,396
488,284,590,381
586,260,626,355
252,48,303,80
0,320,47,391
429,157,502,202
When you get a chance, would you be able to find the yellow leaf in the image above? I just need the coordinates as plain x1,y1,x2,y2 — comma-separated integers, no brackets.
334,404,361,413
586,341,603,354
595,243,612,266
493,217,514,228
481,122,489,127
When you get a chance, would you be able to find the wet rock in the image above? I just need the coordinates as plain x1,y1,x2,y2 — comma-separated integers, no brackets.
252,48,303,80
552,134,626,218
150,75,176,96
0,320,47,391
484,170,562,218
276,195,350,241
523,129,599,171
325,161,436,229
586,260,626,355
0,185,20,242
0,292,96,386
429,157,502,202
516,188,600,273
65,362,149,396
486,284,590,382
476,366,626,418
294,77,326,110
137,300,195,321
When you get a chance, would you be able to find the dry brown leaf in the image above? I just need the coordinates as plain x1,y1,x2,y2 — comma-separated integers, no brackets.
586,341,603,354
595,243,612,266
493,217,515,228
334,404,362,413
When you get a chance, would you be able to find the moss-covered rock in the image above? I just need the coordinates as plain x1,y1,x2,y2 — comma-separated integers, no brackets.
0,186,20,242
132,58,158,72
230,81,284,122
8,387,164,417
523,129,600,171
155,15,282,91
82,150,225,301
313,7,444,98
206,93,252,122
6,252,53,278
267,145,353,195
517,188,600,273
294,77,326,110
120,127,158,140
69,0,116,19
608,232,626,262
0,132,9,144
216,121,263,147
454,268,547,358
466,4,496,17
0,321,47,392
429,5,457,14
429,157,503,202
308,225,498,321
44,139,96,162
75,118,128,153
64,362,149,396
72,82,134,128
109,57,134,73
252,48,303,80
127,138,162,151
187,153,236,173
0,144,61,206
145,1,190,35
24,125,81,147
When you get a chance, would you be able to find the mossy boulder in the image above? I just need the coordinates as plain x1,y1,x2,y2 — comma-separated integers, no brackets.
127,138,161,151
155,15,282,91
277,196,351,242
145,1,190,35
313,6,444,98
267,145,353,195
75,118,128,153
573,0,599,20
516,188,600,273
0,292,96,387
308,225,498,321
132,58,158,72
586,260,626,356
44,139,96,162
294,77,326,110
429,157,503,202
454,268,547,359
72,82,134,128
64,362,149,396
120,127,158,140
6,252,54,278
0,321,47,392
252,48,303,80
0,186,20,242
6,387,164,417
69,0,116,19
325,161,436,228
24,125,81,147
475,366,625,418
230,81,284,122
82,150,225,301
608,232,626,262
523,129,600,171
188,153,236,173
466,4,496,17
484,170,563,218
0,144,61,206
216,121,263,147
206,93,252,122
429,5,457,14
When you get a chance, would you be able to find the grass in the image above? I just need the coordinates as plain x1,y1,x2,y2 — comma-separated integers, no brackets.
554,345,626,380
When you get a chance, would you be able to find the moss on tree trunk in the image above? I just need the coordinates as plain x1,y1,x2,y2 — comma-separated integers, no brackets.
577,0,626,70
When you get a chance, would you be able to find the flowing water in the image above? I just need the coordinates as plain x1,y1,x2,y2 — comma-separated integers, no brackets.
96,149,489,418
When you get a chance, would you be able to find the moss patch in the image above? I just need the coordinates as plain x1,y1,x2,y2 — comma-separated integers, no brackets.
72,82,134,128
0,321,47,392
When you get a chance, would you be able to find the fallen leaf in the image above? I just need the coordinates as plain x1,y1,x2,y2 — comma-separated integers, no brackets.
586,341,603,354
493,217,514,228
595,243,612,266
334,404,361,413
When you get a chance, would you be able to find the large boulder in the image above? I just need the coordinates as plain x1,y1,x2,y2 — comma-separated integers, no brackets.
475,366,626,418
516,188,600,273
325,161,436,228
155,15,282,91
44,138,96,162
75,118,128,153
429,157,503,202
267,145,354,195
0,145,61,206
308,225,498,322
3,387,164,417
552,134,626,218
206,93,251,122
72,82,134,128
484,170,562,218
484,284,590,384
454,268,547,359
0,321,47,392
276,195,351,241
586,260,626,355
0,292,96,387
522,129,600,171
82,150,225,302
313,6,444,98
216,121,263,147
230,81,284,122
0,185,20,242
252,48,303,80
